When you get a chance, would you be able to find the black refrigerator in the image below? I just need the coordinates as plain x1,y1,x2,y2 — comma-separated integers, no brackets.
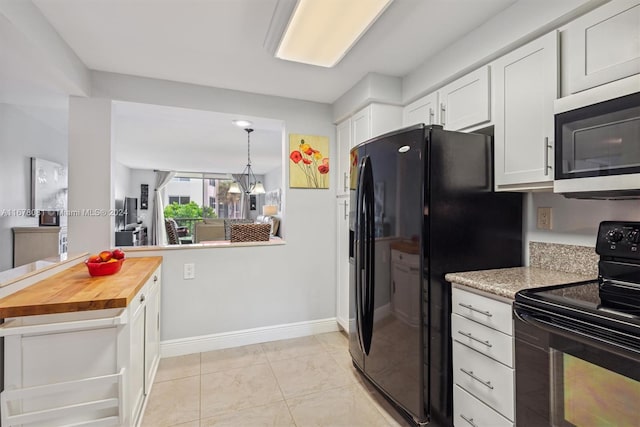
348,124,522,426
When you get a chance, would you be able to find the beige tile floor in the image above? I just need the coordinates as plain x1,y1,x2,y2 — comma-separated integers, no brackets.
140,331,412,427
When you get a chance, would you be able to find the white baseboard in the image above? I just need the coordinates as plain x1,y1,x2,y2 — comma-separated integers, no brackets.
160,317,339,358
336,315,350,333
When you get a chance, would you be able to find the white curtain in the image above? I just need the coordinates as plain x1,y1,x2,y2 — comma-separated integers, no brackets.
151,171,175,245
232,173,250,219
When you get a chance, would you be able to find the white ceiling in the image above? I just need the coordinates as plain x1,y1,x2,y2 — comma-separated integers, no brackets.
32,0,517,104
6,0,520,173
112,101,284,174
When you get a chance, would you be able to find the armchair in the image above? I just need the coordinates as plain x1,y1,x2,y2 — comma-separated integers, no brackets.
165,218,190,244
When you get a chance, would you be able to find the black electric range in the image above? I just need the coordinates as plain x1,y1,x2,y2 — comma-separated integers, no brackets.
513,221,640,427
515,221,640,337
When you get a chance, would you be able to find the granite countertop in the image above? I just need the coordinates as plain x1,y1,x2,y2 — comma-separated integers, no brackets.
445,267,596,300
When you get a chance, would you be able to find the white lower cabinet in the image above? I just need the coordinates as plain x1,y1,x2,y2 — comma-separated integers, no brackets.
336,197,350,331
453,341,514,421
454,386,513,427
452,286,515,425
130,295,147,424
0,266,162,427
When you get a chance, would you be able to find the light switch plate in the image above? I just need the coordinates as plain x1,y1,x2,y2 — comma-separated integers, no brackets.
537,207,552,230
183,263,195,279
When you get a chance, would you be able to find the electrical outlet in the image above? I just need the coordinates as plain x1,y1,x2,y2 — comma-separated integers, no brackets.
183,263,195,279
537,207,552,230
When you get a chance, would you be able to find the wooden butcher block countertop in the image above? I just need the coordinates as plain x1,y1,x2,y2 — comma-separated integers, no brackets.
0,256,162,318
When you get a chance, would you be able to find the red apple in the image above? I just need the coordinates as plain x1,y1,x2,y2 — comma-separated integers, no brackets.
112,249,125,260
99,250,112,262
87,254,101,263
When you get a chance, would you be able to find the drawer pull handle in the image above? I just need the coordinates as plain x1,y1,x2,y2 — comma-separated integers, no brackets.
460,414,478,427
457,330,492,347
460,368,494,389
140,294,145,303
458,302,492,317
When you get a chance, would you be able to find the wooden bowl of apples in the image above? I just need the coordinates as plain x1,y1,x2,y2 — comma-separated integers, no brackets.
85,249,126,277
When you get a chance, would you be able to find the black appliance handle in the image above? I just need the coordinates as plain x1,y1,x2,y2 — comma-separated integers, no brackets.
362,156,375,356
514,308,640,356
355,155,368,354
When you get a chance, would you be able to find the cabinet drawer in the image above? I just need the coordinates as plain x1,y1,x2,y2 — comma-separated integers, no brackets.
452,287,512,335
391,250,419,267
452,314,513,367
454,385,513,427
453,341,514,421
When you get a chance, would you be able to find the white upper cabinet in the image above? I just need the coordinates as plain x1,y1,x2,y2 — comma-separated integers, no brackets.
493,31,559,190
352,103,403,146
439,66,491,131
563,0,640,95
402,92,439,127
336,119,352,196
352,107,371,146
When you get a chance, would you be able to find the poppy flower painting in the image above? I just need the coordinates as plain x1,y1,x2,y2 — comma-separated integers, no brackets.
289,134,330,189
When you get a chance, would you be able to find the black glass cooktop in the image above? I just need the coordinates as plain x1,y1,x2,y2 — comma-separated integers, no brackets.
515,279,640,331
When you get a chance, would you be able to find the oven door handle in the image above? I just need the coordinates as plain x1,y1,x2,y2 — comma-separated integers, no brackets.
515,309,640,357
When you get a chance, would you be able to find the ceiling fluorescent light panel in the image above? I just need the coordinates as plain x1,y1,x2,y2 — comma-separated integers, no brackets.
265,0,393,68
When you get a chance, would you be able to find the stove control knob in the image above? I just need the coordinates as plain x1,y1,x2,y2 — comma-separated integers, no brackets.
628,230,640,244
606,229,623,243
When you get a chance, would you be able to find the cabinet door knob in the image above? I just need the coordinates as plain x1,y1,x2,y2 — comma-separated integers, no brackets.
140,294,145,303
153,275,158,283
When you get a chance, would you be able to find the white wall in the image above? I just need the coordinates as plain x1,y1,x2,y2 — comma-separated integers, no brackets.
73,72,336,340
114,161,131,202
264,167,283,195
128,246,335,342
67,97,114,254
0,103,67,270
525,192,640,247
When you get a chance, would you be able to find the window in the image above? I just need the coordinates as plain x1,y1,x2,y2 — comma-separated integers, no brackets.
168,196,190,205
164,177,246,221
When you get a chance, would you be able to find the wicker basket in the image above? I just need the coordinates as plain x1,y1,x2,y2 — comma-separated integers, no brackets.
230,223,271,242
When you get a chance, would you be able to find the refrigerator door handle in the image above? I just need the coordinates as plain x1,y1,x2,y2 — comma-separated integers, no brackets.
355,156,368,354
361,156,375,356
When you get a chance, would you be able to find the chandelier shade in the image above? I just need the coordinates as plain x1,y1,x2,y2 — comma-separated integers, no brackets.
229,128,265,195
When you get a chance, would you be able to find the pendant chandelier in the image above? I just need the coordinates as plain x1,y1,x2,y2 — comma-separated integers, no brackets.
228,128,265,195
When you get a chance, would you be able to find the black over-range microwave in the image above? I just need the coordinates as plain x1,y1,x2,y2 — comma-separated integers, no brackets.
554,74,640,199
